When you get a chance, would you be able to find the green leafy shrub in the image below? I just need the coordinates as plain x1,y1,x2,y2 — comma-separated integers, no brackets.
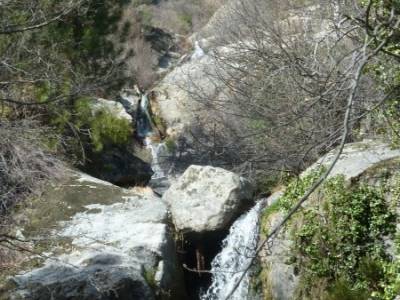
383,99,400,148
259,168,323,235
164,136,177,153
289,175,397,299
278,168,324,212
74,98,133,153
143,267,157,289
260,167,400,299
88,109,132,152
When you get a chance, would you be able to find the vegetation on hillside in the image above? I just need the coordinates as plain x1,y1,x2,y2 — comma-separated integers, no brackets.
0,0,222,215
259,167,400,300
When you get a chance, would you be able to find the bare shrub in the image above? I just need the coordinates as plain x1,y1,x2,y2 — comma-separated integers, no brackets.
129,37,159,90
184,0,383,182
0,119,63,216
151,0,224,34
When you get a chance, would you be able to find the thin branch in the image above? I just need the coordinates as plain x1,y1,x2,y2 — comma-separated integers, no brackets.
222,22,396,300
0,1,84,35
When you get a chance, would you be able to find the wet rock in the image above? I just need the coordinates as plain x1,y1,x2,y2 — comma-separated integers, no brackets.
163,165,253,233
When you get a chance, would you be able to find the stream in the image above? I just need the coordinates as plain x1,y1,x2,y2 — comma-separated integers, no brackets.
136,55,263,299
200,201,265,300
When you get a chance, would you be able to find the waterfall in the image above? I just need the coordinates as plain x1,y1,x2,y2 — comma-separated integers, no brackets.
136,93,169,181
136,94,154,139
192,41,205,60
201,200,266,300
144,138,167,180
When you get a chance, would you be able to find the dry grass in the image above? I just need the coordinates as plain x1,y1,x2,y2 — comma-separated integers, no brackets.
0,119,63,217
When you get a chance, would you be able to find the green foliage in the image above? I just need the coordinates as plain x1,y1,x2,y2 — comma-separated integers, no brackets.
290,175,397,299
74,98,133,153
325,277,370,300
259,168,323,235
45,97,133,157
178,13,193,31
89,109,132,152
279,168,324,212
1,0,135,163
383,98,400,147
138,6,153,26
164,136,177,153
143,268,157,289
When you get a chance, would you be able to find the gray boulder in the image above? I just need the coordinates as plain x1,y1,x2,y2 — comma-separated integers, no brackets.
2,171,186,300
10,263,154,300
163,165,253,233
91,98,133,122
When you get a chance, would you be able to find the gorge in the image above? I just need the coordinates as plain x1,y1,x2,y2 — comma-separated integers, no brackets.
1,0,400,300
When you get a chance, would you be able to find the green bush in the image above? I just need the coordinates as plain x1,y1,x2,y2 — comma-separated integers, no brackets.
89,109,133,152
74,98,133,153
164,136,177,153
260,168,400,299
289,175,397,299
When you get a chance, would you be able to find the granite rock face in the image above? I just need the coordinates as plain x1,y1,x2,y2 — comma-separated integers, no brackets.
3,171,186,300
91,98,133,122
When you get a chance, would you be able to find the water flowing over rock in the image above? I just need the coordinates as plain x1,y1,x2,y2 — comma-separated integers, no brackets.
163,165,253,233
4,171,186,300
145,139,168,180
201,200,266,300
135,92,173,194
136,94,155,140
191,41,205,60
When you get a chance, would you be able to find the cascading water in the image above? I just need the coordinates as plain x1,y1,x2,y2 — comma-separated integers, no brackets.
136,94,154,140
135,66,264,297
192,41,205,60
136,93,169,182
145,140,168,179
201,200,266,300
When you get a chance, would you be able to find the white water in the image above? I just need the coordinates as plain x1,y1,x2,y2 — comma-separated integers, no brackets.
144,137,168,179
192,41,205,60
137,93,170,180
201,200,265,300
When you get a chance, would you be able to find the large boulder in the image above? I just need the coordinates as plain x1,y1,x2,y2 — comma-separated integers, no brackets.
1,171,186,300
91,98,133,122
163,165,253,233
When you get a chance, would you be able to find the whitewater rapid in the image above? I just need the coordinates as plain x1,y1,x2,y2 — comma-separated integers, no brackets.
201,200,265,300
